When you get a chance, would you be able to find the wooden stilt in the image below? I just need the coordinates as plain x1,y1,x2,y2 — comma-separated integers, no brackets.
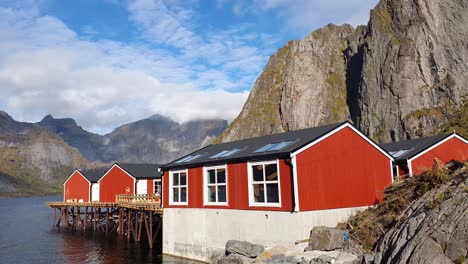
65,207,69,228
93,207,97,232
149,211,153,248
77,207,81,229
71,207,76,230
84,207,88,231
144,212,151,247
134,211,138,241
53,208,56,228
106,207,109,233
127,210,131,241
138,211,143,242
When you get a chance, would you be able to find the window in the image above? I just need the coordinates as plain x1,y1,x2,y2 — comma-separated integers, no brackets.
170,170,188,205
389,149,412,158
154,179,162,195
209,148,242,159
248,160,281,207
204,166,228,205
175,154,202,164
254,140,295,153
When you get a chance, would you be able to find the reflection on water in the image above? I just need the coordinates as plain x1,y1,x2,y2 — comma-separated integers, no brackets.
0,196,197,264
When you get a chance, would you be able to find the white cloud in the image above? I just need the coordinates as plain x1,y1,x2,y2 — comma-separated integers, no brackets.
0,2,260,134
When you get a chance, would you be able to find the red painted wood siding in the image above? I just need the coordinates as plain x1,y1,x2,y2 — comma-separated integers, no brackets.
411,137,468,175
296,126,392,211
147,179,154,194
99,165,134,202
64,171,90,202
163,159,292,211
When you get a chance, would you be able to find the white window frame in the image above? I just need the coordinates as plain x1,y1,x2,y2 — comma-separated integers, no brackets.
169,169,188,206
203,165,228,206
154,179,162,195
247,160,282,207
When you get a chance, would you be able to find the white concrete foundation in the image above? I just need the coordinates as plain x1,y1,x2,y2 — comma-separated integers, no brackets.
163,207,367,262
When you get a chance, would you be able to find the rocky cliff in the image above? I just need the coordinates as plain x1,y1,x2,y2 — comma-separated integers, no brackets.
0,111,89,196
217,0,468,143
37,114,228,163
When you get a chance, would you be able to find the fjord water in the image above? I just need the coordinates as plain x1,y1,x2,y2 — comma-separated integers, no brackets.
0,196,195,264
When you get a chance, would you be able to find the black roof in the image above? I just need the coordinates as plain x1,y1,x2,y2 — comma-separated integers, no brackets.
163,122,349,170
115,163,162,179
79,168,108,183
380,134,452,161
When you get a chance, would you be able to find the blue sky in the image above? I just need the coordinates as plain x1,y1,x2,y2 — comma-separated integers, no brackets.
0,0,378,134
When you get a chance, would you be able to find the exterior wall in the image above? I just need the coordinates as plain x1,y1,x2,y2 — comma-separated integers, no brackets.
64,171,90,202
163,159,292,211
295,126,392,211
163,207,367,262
147,179,154,194
99,165,135,202
410,137,468,175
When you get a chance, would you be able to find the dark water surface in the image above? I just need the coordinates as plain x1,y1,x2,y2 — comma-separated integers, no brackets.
0,196,197,264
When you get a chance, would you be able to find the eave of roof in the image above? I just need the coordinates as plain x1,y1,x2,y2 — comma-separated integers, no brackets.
381,133,453,161
162,122,349,170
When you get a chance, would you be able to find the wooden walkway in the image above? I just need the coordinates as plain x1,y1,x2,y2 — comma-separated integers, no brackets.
46,194,163,248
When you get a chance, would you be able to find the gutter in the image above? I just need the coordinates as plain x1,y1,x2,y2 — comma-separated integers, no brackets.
284,158,296,213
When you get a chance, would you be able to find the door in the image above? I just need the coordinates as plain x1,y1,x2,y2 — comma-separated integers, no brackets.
91,183,100,201
136,180,147,195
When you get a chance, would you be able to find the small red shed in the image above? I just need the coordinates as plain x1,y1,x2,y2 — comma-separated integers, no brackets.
98,163,162,202
160,121,394,261
382,133,468,177
63,168,106,202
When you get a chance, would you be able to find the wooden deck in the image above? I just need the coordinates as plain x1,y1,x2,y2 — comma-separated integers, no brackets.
46,194,163,248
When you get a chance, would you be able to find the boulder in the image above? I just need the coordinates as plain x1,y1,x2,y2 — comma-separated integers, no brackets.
263,255,297,264
226,240,265,258
218,253,255,264
308,226,346,251
255,246,288,262
309,254,334,264
334,252,360,264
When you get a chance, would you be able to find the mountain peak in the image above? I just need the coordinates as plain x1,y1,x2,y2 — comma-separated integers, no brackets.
0,110,12,120
38,115,77,126
147,114,174,122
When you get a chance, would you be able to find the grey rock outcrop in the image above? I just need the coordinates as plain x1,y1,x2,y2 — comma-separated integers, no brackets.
308,226,346,251
374,167,468,263
217,0,468,143
218,253,255,264
226,240,265,258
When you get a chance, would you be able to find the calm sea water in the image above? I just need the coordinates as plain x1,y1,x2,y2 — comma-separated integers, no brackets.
0,196,198,264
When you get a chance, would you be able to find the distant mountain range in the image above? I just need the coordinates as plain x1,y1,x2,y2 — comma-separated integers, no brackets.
37,114,227,163
0,111,227,196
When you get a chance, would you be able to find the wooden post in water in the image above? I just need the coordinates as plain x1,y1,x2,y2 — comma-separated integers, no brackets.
84,207,88,231
137,211,143,242
106,207,109,233
127,210,131,241
134,210,138,242
65,206,69,229
149,211,153,248
53,208,56,228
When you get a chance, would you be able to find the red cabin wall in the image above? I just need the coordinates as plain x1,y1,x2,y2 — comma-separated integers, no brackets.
147,179,154,194
64,171,90,202
296,126,392,211
163,159,292,211
411,137,468,175
99,165,135,202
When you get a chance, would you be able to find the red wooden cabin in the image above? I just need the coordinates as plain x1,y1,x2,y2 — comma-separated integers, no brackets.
98,163,162,202
382,133,468,177
160,121,394,261
63,168,106,202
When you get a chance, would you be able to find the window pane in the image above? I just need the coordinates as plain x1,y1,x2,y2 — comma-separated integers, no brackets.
173,188,179,202
218,185,226,202
266,183,279,203
180,172,187,185
208,169,216,184
265,164,278,181
180,187,187,202
253,165,264,181
217,168,226,183
208,186,216,202
253,184,265,202
173,173,179,186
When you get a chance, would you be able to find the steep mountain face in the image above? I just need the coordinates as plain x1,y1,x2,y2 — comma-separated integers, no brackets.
0,112,89,196
217,0,468,143
37,114,228,163
37,114,103,160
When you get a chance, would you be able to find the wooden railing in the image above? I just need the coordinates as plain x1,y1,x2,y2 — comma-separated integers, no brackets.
115,194,161,204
